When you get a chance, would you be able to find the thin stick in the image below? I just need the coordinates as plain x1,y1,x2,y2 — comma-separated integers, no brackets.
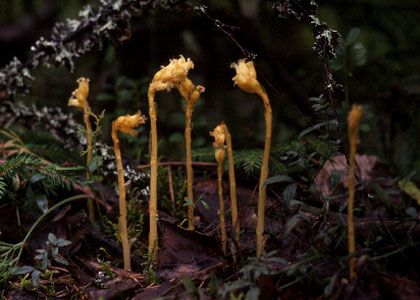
137,161,217,170
167,166,176,211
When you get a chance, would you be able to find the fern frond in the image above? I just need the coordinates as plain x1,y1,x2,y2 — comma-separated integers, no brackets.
0,154,40,177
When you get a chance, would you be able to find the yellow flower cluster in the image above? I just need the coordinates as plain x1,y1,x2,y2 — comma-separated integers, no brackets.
68,77,90,110
112,112,147,136
150,55,194,92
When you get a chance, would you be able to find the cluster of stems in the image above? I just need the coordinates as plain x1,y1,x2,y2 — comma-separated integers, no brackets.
347,104,363,280
231,59,272,257
178,78,205,230
69,57,272,264
147,56,203,261
68,77,95,222
211,125,228,254
211,123,239,254
112,112,146,271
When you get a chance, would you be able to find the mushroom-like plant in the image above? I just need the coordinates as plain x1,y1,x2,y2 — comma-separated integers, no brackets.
112,112,146,271
213,123,239,248
230,59,272,257
68,77,95,222
147,55,195,260
177,78,205,231
347,104,363,280
210,124,227,255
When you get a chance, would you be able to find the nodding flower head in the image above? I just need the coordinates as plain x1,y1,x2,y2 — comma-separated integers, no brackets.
230,59,262,94
113,112,147,136
151,55,194,92
68,77,90,109
177,78,205,106
210,124,226,162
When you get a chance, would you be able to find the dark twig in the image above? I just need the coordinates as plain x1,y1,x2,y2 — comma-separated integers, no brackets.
137,161,217,170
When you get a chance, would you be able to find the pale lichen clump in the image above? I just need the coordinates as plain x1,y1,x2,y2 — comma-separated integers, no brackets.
347,104,363,280
68,77,95,222
147,55,196,261
112,112,146,271
211,124,227,255
231,59,272,257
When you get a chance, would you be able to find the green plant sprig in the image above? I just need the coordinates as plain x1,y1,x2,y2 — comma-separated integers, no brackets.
0,194,90,283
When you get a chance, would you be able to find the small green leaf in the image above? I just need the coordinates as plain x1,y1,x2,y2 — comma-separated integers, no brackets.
36,194,49,213
350,42,367,67
399,180,420,204
30,173,45,183
345,27,360,45
88,156,103,173
53,255,69,265
405,207,418,218
183,197,193,207
283,183,297,203
56,238,72,247
11,266,35,275
265,175,293,186
48,233,57,244
31,269,41,287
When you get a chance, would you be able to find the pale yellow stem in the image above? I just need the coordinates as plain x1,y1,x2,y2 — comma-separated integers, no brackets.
223,125,239,247
148,88,158,261
347,104,363,280
112,128,131,271
217,156,227,255
83,108,95,222
256,89,272,257
185,103,195,230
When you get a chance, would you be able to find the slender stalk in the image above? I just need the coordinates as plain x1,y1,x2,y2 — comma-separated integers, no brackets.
256,91,272,257
217,156,227,255
211,125,227,255
347,104,363,280
223,124,239,248
178,79,204,231
230,59,272,257
185,102,195,230
68,77,95,222
83,108,95,222
148,88,159,261
112,128,131,271
146,55,197,261
111,112,145,271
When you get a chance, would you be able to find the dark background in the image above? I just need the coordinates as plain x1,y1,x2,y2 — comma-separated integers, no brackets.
0,0,419,176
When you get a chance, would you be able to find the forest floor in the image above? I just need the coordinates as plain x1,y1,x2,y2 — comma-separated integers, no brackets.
1,153,419,299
